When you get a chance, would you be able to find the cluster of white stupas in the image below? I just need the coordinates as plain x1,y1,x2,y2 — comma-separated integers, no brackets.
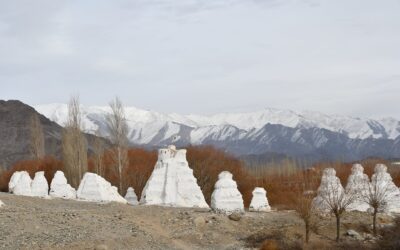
314,164,400,214
8,170,127,203
4,145,271,214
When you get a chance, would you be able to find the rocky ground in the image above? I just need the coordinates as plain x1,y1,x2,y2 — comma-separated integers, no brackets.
0,192,396,250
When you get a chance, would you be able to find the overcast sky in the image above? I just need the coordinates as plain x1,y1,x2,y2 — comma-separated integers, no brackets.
1,0,399,118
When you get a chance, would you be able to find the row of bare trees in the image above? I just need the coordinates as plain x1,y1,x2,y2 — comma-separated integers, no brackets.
61,95,129,191
29,95,129,193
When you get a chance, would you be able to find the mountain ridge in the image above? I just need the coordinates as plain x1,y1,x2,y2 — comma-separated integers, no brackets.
34,103,400,140
33,103,400,162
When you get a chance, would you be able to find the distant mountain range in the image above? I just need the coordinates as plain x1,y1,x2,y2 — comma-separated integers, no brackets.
34,103,400,163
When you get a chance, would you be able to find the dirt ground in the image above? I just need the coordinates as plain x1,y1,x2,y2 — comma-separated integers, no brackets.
0,192,395,250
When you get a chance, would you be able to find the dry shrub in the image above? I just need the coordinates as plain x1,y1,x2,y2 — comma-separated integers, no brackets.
260,240,279,250
374,216,400,249
250,160,321,210
0,156,63,192
123,148,157,198
244,230,302,250
88,148,157,197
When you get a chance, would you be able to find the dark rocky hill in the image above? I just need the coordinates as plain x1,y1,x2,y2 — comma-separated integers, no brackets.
0,100,107,169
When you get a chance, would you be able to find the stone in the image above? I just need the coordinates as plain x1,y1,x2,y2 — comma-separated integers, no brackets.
228,213,242,221
346,230,363,240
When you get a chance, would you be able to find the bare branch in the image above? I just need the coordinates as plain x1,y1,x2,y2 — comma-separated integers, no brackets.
62,95,88,188
106,97,129,193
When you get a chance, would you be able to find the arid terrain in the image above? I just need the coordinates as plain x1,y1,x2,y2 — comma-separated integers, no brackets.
0,192,395,250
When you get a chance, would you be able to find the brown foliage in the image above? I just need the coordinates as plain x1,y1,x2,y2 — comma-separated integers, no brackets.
2,143,398,213
122,148,157,198
187,146,255,207
88,148,157,197
0,157,63,192
90,146,255,205
248,158,399,210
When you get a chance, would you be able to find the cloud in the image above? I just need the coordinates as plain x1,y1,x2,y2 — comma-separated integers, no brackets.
0,0,400,118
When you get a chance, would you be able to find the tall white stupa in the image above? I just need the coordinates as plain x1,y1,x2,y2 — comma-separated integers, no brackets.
140,145,209,208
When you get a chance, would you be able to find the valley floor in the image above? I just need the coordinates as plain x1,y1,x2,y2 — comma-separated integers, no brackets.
0,192,394,250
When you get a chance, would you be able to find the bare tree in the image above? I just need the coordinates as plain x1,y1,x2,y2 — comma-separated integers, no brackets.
293,172,319,244
29,113,45,159
315,168,356,242
360,165,398,236
106,97,129,193
294,190,316,243
92,132,105,177
62,96,88,188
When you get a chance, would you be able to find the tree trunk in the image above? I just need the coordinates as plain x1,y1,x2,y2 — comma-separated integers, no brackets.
118,147,123,193
373,210,377,236
336,214,340,242
305,220,310,243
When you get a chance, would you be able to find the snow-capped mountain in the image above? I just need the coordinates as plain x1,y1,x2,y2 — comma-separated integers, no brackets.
34,103,400,161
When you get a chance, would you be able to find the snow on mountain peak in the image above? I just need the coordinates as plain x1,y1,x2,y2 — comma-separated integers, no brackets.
34,104,400,146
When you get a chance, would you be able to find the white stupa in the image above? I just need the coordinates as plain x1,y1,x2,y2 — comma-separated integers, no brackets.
49,171,76,199
211,171,244,214
125,187,139,206
8,171,22,193
77,172,127,203
345,164,370,212
313,168,345,213
140,145,209,208
31,171,49,198
249,187,271,212
371,164,400,213
10,171,32,196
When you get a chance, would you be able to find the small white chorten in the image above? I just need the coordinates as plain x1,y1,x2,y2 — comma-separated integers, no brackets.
249,187,271,212
125,187,139,206
49,171,76,199
211,171,244,214
31,171,49,198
